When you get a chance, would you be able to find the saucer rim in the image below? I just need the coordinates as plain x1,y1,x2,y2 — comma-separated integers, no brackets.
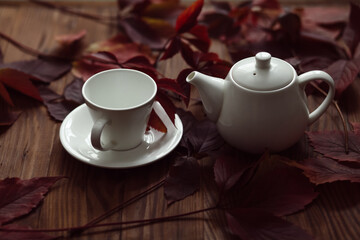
59,104,183,169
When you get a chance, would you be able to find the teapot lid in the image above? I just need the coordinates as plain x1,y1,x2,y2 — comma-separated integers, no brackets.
232,52,294,91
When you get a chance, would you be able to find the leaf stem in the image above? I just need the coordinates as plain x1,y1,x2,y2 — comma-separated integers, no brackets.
82,178,166,229
29,0,118,25
82,206,217,231
0,32,72,61
154,36,174,69
333,100,349,154
310,82,349,153
0,206,218,233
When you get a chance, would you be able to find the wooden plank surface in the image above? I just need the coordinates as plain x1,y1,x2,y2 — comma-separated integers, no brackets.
0,2,360,240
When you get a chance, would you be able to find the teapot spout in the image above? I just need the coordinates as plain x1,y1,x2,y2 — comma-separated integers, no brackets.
186,71,224,122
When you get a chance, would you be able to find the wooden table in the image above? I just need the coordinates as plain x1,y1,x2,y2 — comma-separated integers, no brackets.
1,1,359,240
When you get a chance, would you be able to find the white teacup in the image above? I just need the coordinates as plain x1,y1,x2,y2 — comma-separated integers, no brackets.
82,69,158,151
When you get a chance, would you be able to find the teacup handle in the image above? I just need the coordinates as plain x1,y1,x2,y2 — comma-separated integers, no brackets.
152,101,177,133
298,70,335,125
90,101,174,151
91,118,111,151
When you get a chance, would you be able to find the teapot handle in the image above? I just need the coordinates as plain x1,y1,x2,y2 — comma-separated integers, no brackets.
298,70,335,125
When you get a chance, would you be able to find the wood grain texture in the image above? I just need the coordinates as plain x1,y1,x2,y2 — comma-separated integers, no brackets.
0,2,360,240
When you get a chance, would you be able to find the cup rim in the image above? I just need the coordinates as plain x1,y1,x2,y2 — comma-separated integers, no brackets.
82,68,157,111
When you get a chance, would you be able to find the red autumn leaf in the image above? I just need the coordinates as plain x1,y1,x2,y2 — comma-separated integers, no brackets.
323,58,360,99
142,17,176,39
82,51,119,66
171,52,229,107
55,29,87,45
184,50,231,74
38,86,78,121
351,121,360,135
72,52,120,81
342,2,360,56
0,177,64,225
160,37,181,61
306,131,360,163
176,68,192,107
239,160,318,216
156,78,187,99
0,68,42,105
0,59,71,83
299,6,348,26
214,152,317,216
177,50,231,81
123,56,158,80
180,41,196,67
120,0,149,15
0,224,56,240
214,152,316,239
160,4,209,63
252,0,281,10
177,108,224,155
300,7,347,40
87,33,130,49
142,0,180,19
73,34,155,81
194,52,232,78
214,151,261,193
123,55,153,67
202,12,238,39
296,31,344,60
175,108,196,134
175,0,204,34
0,82,13,106
86,33,154,64
116,0,177,47
274,12,301,44
72,58,119,81
201,62,231,79
63,78,84,104
186,25,210,53
120,16,164,49
147,109,167,133
155,90,176,125
0,110,21,127
164,156,200,205
204,1,251,40
226,208,314,240
285,157,360,185
294,56,335,73
73,52,157,82
242,10,344,61
229,37,291,63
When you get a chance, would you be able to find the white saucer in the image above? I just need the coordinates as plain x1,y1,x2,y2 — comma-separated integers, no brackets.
59,103,183,169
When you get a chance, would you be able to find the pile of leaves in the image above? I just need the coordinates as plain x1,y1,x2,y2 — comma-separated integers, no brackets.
1,0,360,239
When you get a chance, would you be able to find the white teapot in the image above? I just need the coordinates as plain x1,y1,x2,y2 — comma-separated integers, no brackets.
186,52,335,153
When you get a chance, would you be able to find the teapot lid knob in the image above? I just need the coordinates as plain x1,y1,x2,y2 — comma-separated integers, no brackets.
255,52,271,68
231,51,294,91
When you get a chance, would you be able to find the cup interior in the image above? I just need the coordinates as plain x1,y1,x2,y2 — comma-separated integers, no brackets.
83,69,156,110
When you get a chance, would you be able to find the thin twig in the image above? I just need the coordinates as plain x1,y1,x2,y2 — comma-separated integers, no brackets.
83,178,166,229
29,0,118,26
310,82,349,153
80,206,217,232
0,206,217,233
0,32,73,61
